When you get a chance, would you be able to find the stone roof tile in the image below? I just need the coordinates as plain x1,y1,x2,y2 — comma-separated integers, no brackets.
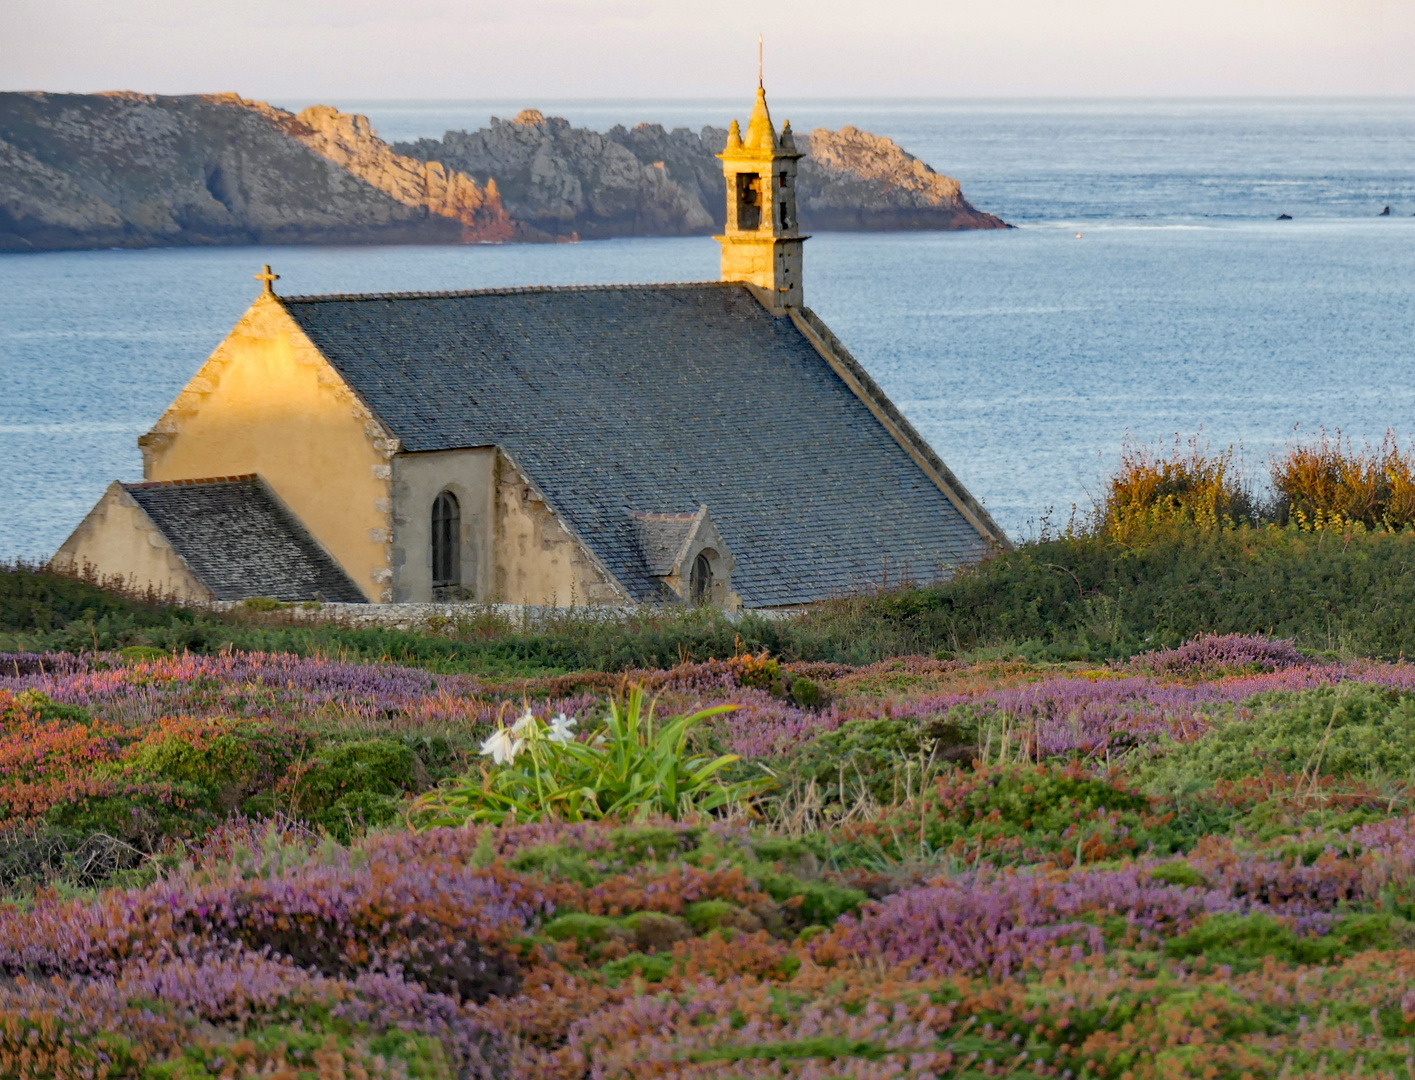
122,476,366,602
280,282,993,607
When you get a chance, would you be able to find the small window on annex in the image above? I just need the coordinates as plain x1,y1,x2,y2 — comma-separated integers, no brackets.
690,551,714,605
431,490,461,597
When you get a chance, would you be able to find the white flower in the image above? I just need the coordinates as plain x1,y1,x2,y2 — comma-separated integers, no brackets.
511,710,539,738
479,726,523,766
546,713,578,745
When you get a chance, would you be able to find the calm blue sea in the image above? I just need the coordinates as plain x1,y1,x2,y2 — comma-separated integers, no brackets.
3,99,1415,558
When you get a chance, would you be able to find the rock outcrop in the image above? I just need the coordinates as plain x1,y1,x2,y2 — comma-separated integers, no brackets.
0,93,1006,252
395,111,1008,239
393,111,718,241
0,92,512,251
797,126,1000,231
285,104,512,242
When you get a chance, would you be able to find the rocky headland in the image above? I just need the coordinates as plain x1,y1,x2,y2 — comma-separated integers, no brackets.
395,109,1007,240
0,93,1006,252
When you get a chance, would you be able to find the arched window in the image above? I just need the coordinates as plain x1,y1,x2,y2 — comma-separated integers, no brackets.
690,551,713,605
431,490,460,595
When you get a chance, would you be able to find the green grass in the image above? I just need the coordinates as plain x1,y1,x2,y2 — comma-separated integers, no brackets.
11,524,1415,673
1141,684,1415,798
860,524,1415,662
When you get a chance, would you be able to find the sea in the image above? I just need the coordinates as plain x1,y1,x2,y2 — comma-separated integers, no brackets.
4,98,1415,558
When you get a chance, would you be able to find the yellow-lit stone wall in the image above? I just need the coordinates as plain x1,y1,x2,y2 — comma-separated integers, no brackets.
718,236,804,312
493,454,624,606
715,89,806,312
137,294,395,602
52,482,212,602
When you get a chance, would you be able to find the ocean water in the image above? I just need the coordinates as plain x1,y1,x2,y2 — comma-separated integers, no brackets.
3,99,1415,558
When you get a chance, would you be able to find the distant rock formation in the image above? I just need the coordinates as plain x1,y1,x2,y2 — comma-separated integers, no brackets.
0,92,512,251
0,93,1006,252
394,111,1008,240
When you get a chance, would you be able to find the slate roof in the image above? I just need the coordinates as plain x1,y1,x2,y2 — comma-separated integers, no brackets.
122,476,366,602
279,282,997,607
631,510,701,577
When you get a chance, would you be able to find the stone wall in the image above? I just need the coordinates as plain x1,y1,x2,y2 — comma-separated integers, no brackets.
138,294,395,602
52,482,212,602
493,453,626,606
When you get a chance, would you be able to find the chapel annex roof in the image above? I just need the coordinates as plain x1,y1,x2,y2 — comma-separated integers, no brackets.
121,475,366,603
276,281,1003,607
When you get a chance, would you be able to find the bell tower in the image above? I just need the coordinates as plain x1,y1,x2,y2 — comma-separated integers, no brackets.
716,81,807,313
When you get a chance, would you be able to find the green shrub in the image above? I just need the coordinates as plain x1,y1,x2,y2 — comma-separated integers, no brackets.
7,690,90,724
683,900,756,934
789,676,827,708
610,824,702,862
1147,861,1208,889
288,739,415,837
126,732,257,811
1143,685,1415,796
409,689,762,826
542,912,632,947
1164,912,1407,971
506,842,599,886
861,526,1415,662
19,524,1415,669
540,911,694,961
790,718,930,805
756,872,865,925
44,781,213,850
809,765,1185,870
317,790,403,841
600,952,674,986
119,645,169,662
0,827,149,891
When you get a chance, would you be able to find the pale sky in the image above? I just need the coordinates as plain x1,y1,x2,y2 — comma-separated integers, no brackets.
4,0,1415,98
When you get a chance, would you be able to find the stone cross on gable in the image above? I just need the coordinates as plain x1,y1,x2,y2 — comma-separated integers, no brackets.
254,265,280,295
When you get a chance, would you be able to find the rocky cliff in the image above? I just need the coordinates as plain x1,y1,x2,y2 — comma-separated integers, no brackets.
0,93,1005,253
395,109,1008,239
0,93,512,251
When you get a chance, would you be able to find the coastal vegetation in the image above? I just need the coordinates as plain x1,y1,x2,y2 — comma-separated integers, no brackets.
9,434,1415,1075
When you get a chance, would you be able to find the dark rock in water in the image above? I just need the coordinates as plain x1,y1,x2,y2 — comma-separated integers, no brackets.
1380,206,1392,216
1277,213,1293,220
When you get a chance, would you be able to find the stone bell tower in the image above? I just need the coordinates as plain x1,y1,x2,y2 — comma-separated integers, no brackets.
716,82,808,313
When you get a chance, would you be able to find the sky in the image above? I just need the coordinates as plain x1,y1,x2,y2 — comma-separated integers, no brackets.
4,0,1415,99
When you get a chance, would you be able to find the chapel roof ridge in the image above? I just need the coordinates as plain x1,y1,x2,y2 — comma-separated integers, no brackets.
279,280,737,305
123,475,258,489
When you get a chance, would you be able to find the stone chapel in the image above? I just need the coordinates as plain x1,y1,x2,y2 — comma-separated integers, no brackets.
54,84,1008,609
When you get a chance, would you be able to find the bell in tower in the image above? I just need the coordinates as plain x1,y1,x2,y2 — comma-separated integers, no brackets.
716,82,808,313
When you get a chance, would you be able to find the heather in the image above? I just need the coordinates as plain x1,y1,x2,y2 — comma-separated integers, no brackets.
10,634,1415,1075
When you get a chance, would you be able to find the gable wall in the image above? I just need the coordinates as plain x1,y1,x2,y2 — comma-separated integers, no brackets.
52,482,212,602
138,295,394,602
